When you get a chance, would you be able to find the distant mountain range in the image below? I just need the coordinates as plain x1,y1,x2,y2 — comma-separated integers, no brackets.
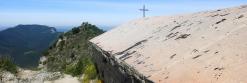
0,25,7,31
0,24,61,68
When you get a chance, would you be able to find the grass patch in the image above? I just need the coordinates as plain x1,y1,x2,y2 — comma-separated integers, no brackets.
81,62,99,83
65,57,97,78
64,57,99,83
0,56,17,74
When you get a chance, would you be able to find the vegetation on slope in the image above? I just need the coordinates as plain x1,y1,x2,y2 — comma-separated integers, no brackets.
0,25,61,68
42,22,104,81
0,56,17,74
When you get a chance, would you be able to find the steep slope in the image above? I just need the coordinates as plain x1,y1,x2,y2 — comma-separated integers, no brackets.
0,25,60,68
41,22,104,82
90,5,247,83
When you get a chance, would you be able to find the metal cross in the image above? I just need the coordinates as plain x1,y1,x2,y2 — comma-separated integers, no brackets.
139,5,149,18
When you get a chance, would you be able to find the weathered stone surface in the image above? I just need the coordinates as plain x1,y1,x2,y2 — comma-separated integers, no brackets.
90,5,247,83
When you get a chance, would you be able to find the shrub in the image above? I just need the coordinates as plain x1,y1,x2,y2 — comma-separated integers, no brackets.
83,62,97,79
48,56,55,62
64,57,98,78
45,22,104,78
65,57,88,76
42,50,49,56
0,56,17,74
81,59,98,83
59,40,65,50
72,27,80,34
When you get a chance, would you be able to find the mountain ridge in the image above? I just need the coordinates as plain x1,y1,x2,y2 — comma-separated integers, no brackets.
0,24,61,68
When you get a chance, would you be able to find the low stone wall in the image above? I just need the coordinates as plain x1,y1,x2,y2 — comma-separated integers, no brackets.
89,43,153,83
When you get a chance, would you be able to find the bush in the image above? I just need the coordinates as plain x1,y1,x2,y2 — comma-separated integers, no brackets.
42,50,49,56
59,40,65,50
0,56,17,74
65,57,88,76
72,27,80,34
64,57,98,78
82,62,98,81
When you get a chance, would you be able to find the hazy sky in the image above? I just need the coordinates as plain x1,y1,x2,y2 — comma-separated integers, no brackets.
0,0,247,30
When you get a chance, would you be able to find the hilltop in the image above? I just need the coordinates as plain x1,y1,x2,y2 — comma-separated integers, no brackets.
41,22,104,82
90,5,247,83
0,23,104,83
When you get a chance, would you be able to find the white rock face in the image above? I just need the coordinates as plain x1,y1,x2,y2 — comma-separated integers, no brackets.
0,71,17,83
0,70,73,83
91,5,247,83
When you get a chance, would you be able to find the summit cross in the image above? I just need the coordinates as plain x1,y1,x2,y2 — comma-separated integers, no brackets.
139,5,149,18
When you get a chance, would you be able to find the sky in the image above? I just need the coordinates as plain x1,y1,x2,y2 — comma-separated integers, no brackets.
0,0,247,30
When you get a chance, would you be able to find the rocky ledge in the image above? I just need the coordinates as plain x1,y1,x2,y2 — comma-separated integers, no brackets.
0,69,80,83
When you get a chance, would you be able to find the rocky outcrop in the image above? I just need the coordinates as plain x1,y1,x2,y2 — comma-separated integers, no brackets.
90,5,247,83
0,70,62,83
90,43,153,83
